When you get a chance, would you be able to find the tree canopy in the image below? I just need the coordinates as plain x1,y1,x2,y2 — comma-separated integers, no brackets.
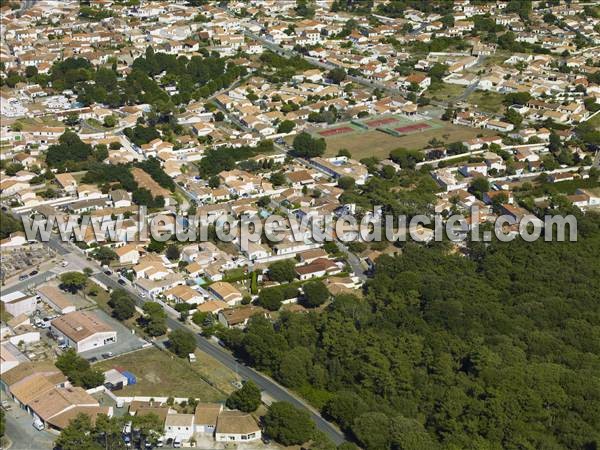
226,380,261,412
218,211,600,449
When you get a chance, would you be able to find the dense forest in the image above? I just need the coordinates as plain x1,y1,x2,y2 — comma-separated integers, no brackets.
220,211,600,449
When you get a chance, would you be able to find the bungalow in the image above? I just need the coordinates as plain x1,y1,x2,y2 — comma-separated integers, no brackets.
164,285,203,305
164,413,195,443
194,403,223,434
54,173,78,195
208,282,243,306
485,119,514,132
218,307,263,329
295,258,341,281
114,244,140,265
215,411,261,442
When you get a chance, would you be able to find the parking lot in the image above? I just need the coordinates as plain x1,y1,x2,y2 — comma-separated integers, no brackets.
1,397,55,450
79,308,148,362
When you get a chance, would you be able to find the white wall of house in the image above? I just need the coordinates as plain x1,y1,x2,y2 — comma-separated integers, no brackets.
215,430,261,443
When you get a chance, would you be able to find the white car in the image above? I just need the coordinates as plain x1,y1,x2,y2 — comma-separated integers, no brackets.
33,419,45,431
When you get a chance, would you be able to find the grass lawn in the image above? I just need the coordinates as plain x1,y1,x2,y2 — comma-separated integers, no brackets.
189,349,241,395
587,112,600,128
94,347,227,401
467,90,506,113
323,120,495,159
427,82,465,102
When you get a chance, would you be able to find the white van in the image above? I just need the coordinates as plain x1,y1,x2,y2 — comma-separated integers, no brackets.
33,418,45,431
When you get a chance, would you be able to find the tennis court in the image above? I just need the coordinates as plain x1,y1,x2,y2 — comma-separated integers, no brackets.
395,123,432,133
318,126,355,137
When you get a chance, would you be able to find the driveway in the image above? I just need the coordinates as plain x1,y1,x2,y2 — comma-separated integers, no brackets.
79,308,147,361
1,398,55,450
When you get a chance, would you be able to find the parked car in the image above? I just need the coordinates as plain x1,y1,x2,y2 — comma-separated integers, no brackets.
101,352,114,359
33,418,45,431
19,274,28,281
104,270,112,275
30,270,39,276
118,279,126,285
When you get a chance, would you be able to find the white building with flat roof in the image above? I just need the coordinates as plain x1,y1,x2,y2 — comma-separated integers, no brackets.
0,291,37,317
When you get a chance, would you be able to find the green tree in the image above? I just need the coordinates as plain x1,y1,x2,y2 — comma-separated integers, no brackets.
327,68,347,84
470,177,490,197
56,349,104,388
141,302,167,337
55,413,100,450
91,246,117,266
277,120,296,134
352,412,391,450
168,329,197,357
103,115,117,128
257,287,284,311
60,271,88,293
109,289,136,321
270,171,286,186
226,380,262,412
65,113,80,126
337,176,355,190
166,244,180,261
277,346,313,388
292,132,326,158
263,402,315,446
268,259,296,283
0,211,23,239
302,280,329,308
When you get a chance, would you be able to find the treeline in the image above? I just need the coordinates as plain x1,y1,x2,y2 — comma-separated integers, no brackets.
81,157,174,208
46,131,107,171
218,211,600,449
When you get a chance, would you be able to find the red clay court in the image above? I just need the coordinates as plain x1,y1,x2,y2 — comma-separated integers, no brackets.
318,126,354,137
366,117,398,127
395,123,431,133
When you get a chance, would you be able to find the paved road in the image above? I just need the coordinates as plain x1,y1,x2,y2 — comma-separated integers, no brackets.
2,271,57,295
3,402,55,450
336,242,367,282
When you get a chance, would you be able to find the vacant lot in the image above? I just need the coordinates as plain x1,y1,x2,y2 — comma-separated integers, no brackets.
94,347,226,401
324,120,495,160
467,90,506,113
427,82,465,102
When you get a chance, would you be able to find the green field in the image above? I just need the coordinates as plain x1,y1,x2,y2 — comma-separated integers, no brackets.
94,347,227,401
467,90,506,113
